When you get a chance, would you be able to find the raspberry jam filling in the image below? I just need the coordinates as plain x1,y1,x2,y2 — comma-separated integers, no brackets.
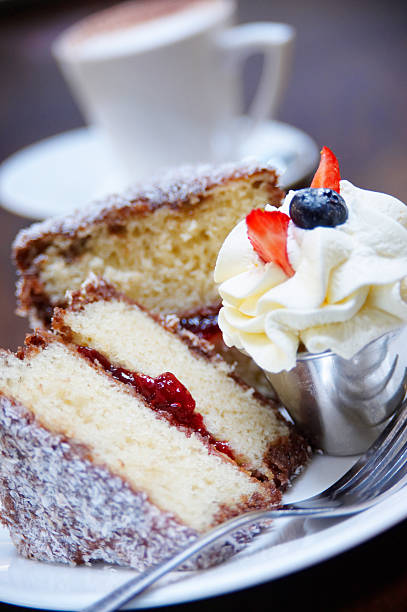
179,305,221,341
78,346,235,460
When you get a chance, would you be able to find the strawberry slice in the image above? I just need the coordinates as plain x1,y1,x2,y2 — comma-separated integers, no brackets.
310,146,341,193
246,209,294,277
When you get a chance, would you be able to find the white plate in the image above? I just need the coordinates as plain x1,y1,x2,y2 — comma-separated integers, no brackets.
1,453,406,611
0,120,319,220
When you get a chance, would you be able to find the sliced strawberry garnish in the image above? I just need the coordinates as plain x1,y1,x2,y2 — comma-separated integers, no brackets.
246,209,294,277
310,146,341,193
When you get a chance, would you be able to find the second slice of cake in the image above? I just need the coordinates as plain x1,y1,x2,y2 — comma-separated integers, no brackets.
14,161,283,327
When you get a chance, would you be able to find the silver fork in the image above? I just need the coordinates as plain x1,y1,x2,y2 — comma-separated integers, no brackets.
83,399,407,612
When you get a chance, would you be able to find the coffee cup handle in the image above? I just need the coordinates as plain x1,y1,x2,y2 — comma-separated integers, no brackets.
216,22,295,122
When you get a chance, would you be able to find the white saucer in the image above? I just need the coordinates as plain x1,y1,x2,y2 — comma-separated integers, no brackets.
0,120,319,220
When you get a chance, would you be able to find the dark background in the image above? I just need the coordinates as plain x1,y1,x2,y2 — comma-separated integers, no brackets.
1,0,407,610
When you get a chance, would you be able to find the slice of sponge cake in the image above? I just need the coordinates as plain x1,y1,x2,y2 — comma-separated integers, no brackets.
0,333,276,570
0,281,309,570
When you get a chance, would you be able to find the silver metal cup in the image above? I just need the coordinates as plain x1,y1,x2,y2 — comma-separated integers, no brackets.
265,327,407,456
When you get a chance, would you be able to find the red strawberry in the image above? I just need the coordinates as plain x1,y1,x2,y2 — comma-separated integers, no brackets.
311,146,341,193
246,209,294,277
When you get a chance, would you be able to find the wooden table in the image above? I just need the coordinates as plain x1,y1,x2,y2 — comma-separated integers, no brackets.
1,1,406,610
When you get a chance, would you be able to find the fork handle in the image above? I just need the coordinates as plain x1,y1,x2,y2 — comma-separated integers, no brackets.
81,505,359,612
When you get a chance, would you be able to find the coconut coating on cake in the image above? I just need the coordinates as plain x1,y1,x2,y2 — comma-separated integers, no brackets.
0,396,265,571
54,279,310,486
14,160,283,326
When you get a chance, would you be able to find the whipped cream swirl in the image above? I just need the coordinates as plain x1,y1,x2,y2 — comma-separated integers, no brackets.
215,180,407,373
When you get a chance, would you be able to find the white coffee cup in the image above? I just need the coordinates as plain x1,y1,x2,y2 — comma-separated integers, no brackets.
53,0,295,184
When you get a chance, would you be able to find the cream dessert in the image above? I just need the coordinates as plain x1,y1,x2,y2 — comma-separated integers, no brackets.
215,148,407,373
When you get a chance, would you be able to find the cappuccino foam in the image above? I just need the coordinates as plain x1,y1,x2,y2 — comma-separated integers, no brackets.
57,0,231,59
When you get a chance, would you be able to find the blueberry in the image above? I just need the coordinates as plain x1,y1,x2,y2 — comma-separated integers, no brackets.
289,188,348,230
